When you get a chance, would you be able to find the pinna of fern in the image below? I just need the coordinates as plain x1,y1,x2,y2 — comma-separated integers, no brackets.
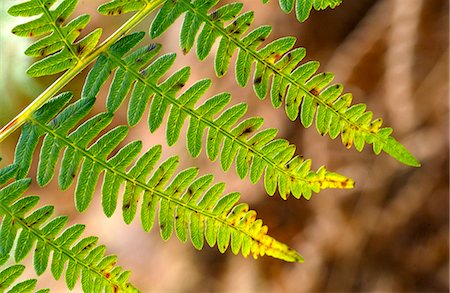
83,32,353,200
0,165,138,292
12,92,304,263
7,0,103,77
105,0,420,167
0,264,48,293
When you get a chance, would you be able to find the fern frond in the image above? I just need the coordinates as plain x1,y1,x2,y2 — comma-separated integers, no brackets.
13,94,303,262
82,32,353,200
262,0,343,22
7,0,103,77
0,264,48,293
0,175,138,292
146,0,419,167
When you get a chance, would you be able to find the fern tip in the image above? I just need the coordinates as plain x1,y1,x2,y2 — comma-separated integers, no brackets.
383,137,421,167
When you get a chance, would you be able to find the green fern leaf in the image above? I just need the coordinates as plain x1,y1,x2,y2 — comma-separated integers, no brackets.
98,0,147,16
8,0,102,77
261,0,342,22
102,141,143,217
147,0,420,167
0,264,45,293
149,0,190,38
0,175,138,292
82,34,353,199
76,125,129,212
0,165,18,186
13,96,303,262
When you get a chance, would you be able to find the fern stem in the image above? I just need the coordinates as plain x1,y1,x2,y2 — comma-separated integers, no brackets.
30,117,296,259
105,51,315,185
0,202,132,291
0,0,166,144
179,0,389,147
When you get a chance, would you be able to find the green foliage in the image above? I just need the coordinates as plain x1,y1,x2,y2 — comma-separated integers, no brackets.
1,0,421,291
98,0,147,16
0,264,48,293
83,32,353,200
0,165,137,292
13,93,303,262
8,0,102,77
148,0,419,167
262,0,343,22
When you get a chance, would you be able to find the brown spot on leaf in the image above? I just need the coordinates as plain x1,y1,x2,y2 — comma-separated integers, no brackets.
273,53,282,62
210,11,219,21
76,44,85,55
309,88,319,96
37,47,46,57
55,16,64,25
239,126,255,137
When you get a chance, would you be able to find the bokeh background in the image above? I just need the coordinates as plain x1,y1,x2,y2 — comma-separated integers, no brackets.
0,0,448,292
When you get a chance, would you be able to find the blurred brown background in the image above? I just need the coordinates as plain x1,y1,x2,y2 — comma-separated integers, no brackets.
0,0,448,292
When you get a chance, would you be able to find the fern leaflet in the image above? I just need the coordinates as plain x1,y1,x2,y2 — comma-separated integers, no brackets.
0,167,137,292
13,93,303,262
0,264,48,293
98,0,148,15
8,0,103,77
0,165,19,186
143,0,419,167
83,32,353,199
262,0,343,22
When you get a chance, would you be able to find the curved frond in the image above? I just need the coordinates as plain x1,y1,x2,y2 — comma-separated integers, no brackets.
0,173,138,292
0,264,48,293
82,32,353,200
12,94,303,262
147,0,420,167
261,0,343,22
8,0,102,77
